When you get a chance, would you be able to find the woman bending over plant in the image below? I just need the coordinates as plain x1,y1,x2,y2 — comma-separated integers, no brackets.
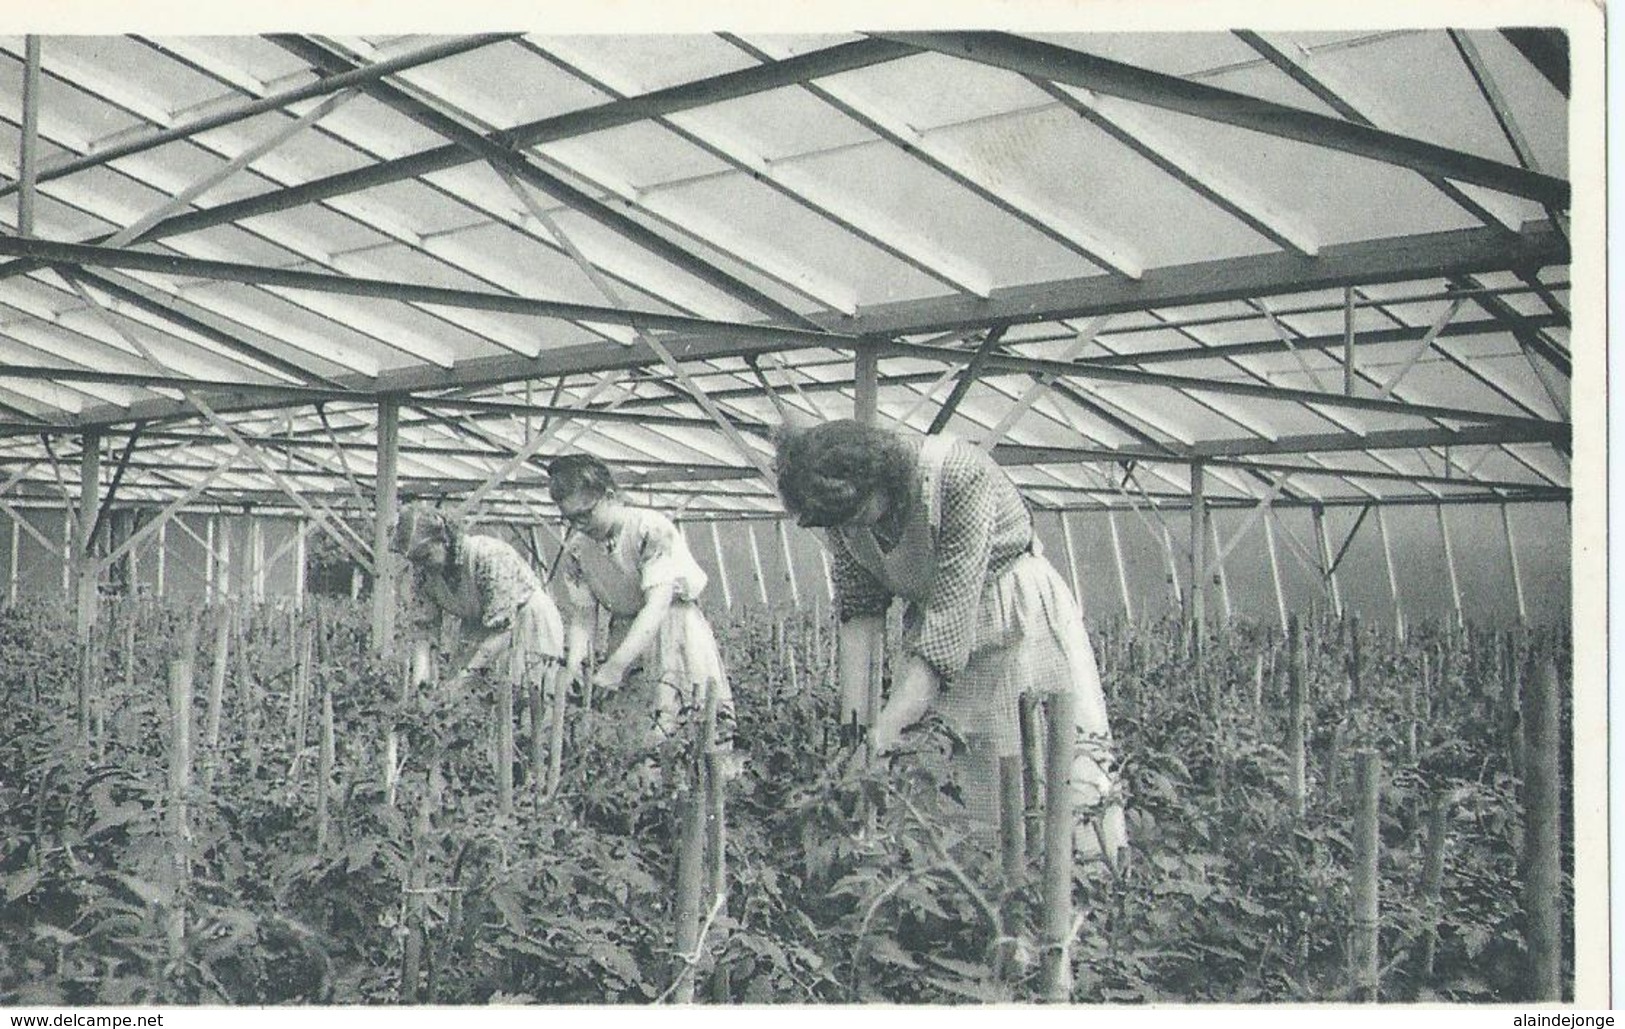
774,419,1125,860
547,454,738,762
393,502,565,692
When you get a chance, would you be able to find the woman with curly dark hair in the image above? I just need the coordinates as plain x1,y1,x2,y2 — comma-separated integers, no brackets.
776,419,1125,859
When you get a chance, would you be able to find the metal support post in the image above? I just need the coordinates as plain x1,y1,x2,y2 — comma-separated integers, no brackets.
1376,507,1404,639
709,521,734,612
76,433,101,639
1343,286,1356,396
775,519,801,607
1189,461,1206,637
1312,504,1343,619
1208,513,1232,626
1437,505,1465,627
1106,510,1133,622
1059,509,1084,613
854,346,879,424
372,397,400,654
746,522,771,608
1263,508,1289,633
1501,503,1528,626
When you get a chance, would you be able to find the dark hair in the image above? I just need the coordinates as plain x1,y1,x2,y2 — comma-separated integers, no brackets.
548,453,617,503
774,419,913,528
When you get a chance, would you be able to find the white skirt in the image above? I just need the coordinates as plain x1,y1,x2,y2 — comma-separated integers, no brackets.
507,590,566,683
647,599,736,744
931,551,1127,861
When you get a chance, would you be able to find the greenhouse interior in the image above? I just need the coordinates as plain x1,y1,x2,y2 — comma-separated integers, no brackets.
0,24,1602,1009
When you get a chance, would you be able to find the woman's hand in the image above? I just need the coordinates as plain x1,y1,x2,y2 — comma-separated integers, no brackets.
868,657,941,755
592,660,629,693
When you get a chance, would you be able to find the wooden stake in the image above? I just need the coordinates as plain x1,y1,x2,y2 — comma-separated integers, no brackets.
1436,640,1453,720
400,799,429,1004
1406,680,1420,766
1040,690,1075,1003
1019,694,1046,862
998,754,1026,887
1420,651,1433,721
1348,613,1363,705
496,660,515,816
1418,790,1449,977
1287,615,1307,820
203,606,230,788
384,732,400,810
1326,720,1346,796
527,674,545,800
703,685,729,1001
1523,658,1562,1000
122,607,136,691
1504,633,1525,784
289,617,312,786
410,637,433,686
546,663,567,797
317,687,334,854
1350,749,1380,1002
76,637,94,750
166,658,194,966
671,684,714,1005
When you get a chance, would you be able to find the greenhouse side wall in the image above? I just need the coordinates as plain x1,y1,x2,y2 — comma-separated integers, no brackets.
0,503,1571,632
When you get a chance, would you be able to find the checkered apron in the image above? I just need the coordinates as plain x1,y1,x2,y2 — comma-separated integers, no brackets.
847,437,1127,859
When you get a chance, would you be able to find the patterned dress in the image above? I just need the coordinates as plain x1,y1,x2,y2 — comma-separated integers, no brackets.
559,507,736,745
829,433,1126,859
409,534,565,681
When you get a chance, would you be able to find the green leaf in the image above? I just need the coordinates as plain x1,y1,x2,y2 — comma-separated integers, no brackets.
32,922,78,946
5,868,42,901
1460,923,1492,958
869,936,920,969
926,975,1007,1003
925,954,991,980
113,872,171,907
591,940,640,983
345,838,379,871
490,887,526,931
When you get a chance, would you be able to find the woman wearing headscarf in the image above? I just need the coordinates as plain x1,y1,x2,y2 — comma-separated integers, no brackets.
774,419,1125,860
392,502,565,692
547,454,737,754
